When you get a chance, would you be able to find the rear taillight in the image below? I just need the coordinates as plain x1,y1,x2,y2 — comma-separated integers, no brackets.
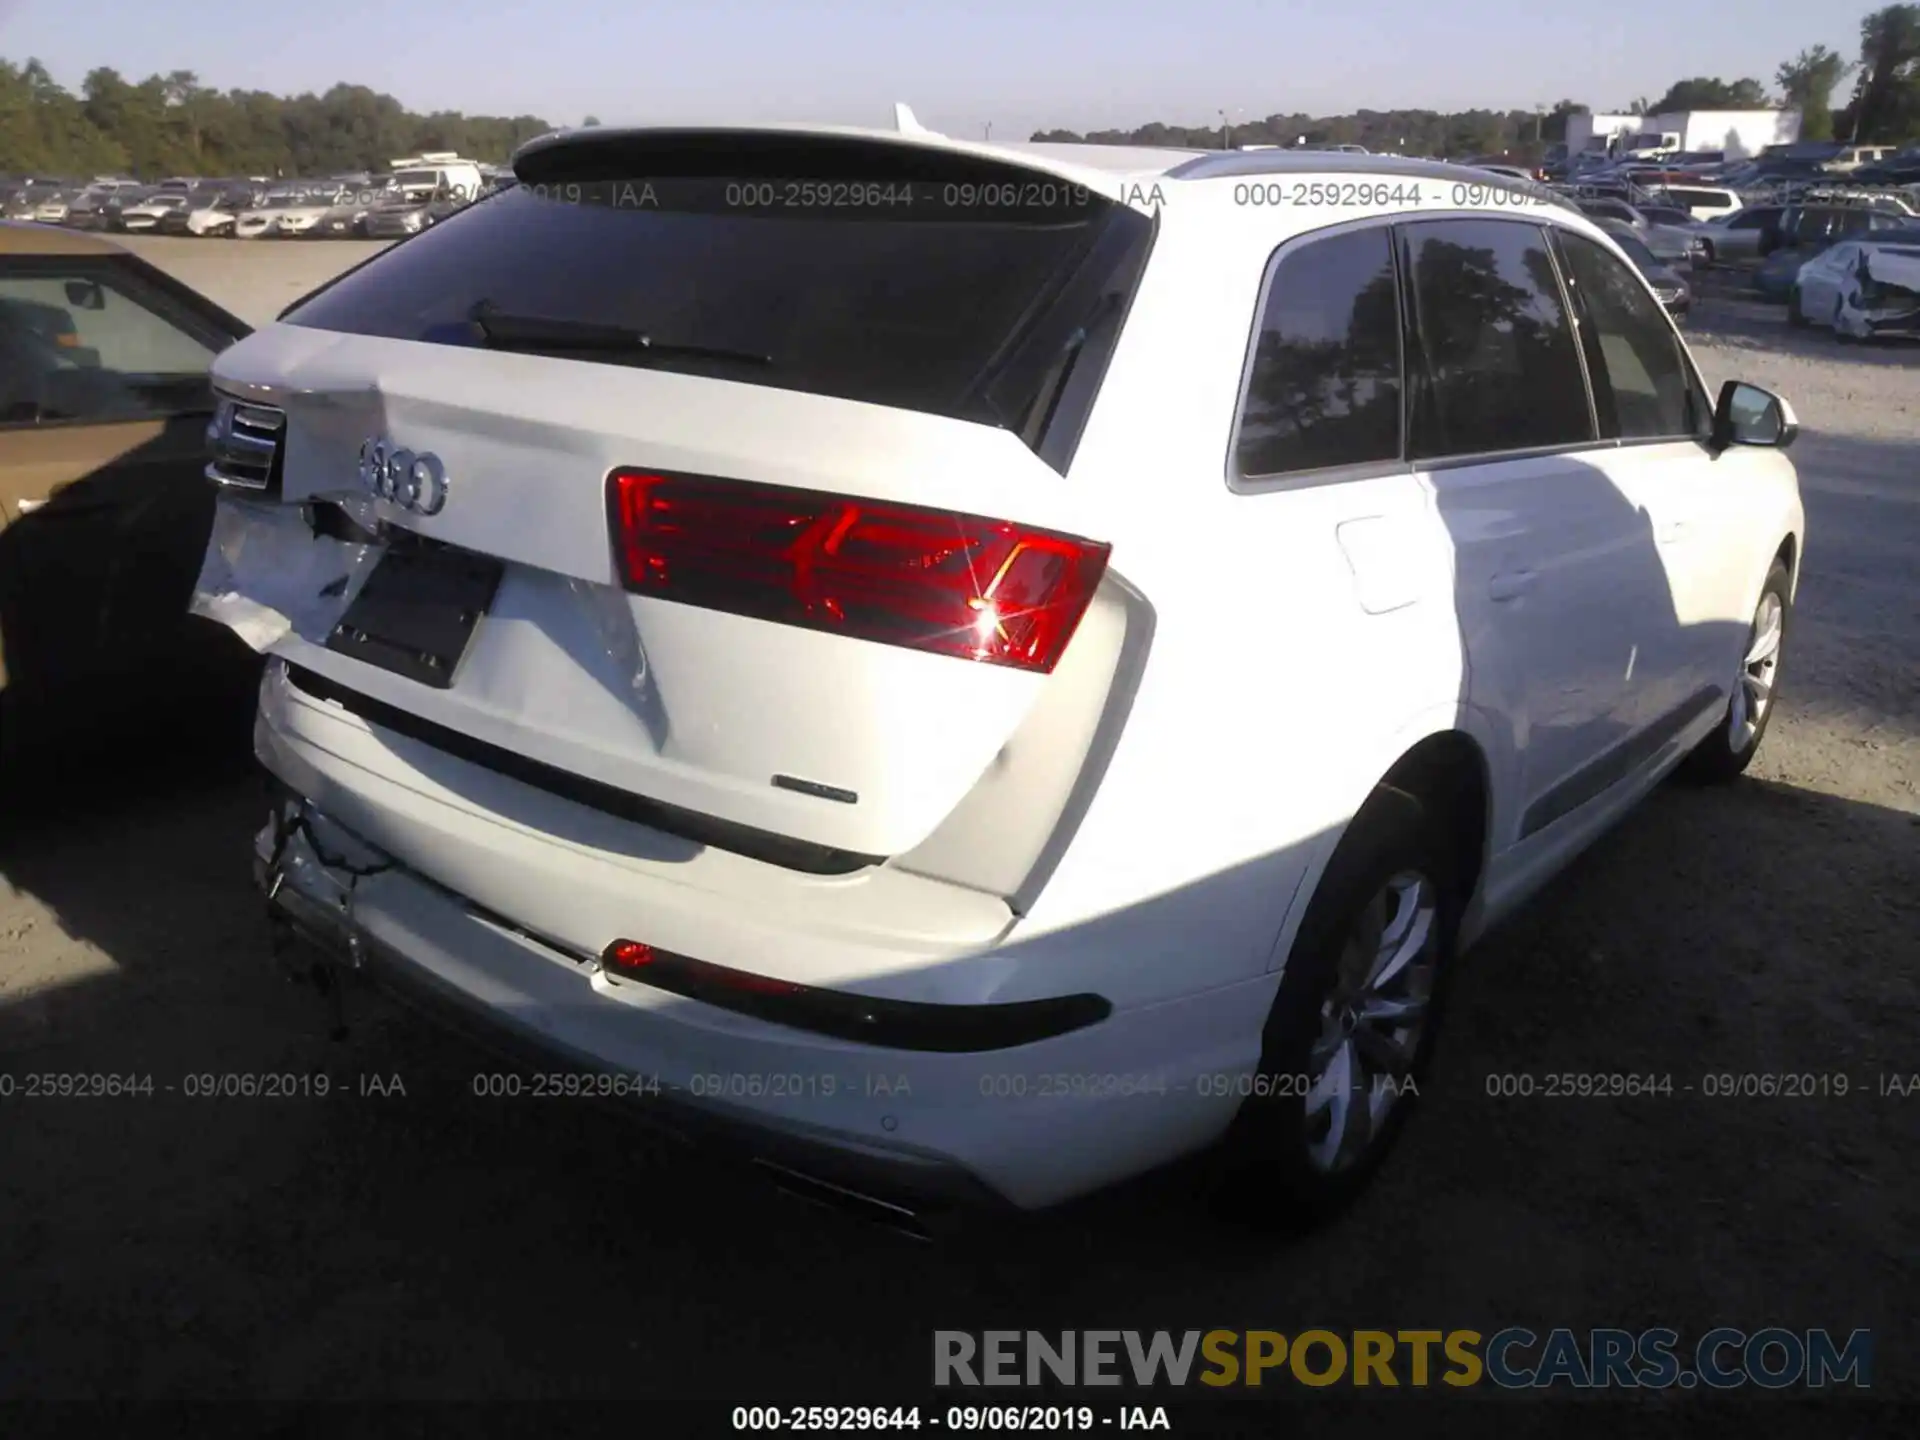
607,470,1110,674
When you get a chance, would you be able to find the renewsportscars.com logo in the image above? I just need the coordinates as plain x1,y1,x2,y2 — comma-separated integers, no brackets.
934,1328,1872,1390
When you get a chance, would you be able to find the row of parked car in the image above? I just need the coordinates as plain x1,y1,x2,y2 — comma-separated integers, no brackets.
1445,146,1920,342
0,160,516,242
1547,138,1920,191
1487,141,1918,340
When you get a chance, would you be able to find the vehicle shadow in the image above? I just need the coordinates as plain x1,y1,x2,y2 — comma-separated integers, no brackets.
0,420,261,806
0,763,1914,1404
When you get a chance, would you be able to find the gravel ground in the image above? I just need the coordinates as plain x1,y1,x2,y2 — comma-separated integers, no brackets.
1,243,1916,1425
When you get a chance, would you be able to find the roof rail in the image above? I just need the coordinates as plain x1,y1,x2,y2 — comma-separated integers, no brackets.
1165,149,1569,203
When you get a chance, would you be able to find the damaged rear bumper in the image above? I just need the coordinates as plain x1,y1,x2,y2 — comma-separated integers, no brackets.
1835,248,1920,339
1841,303,1920,338
254,793,1014,1233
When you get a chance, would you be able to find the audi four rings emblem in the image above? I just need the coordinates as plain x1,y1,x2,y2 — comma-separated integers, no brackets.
357,437,449,515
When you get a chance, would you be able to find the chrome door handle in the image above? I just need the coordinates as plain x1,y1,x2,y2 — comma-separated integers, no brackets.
1489,569,1537,601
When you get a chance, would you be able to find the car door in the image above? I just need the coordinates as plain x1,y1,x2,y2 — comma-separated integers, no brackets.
1548,227,1741,742
1400,216,1659,843
1804,242,1866,326
1799,242,1860,324
0,252,249,728
1718,207,1780,264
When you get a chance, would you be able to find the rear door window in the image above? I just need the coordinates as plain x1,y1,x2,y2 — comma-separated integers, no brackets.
1233,225,1403,478
1398,218,1594,460
1791,208,1834,242
282,155,1153,443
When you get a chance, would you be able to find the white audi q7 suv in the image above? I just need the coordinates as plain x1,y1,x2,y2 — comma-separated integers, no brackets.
196,125,1804,1232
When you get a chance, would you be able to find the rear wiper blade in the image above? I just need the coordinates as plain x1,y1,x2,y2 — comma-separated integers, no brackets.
468,302,772,367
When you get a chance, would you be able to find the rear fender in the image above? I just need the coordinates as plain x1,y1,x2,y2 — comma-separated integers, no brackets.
1263,703,1508,975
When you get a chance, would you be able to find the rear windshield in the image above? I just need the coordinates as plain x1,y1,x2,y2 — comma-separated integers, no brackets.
282,161,1150,429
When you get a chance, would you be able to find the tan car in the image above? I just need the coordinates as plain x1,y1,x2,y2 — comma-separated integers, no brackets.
0,222,259,765
1824,144,1898,174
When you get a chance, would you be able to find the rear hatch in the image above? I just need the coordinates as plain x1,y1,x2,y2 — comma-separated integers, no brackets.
209,129,1153,864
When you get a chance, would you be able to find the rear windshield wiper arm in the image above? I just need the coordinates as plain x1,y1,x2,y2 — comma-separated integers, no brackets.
468,302,772,367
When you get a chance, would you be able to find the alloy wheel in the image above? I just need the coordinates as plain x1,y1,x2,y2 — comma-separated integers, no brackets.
1304,870,1440,1174
1729,590,1782,750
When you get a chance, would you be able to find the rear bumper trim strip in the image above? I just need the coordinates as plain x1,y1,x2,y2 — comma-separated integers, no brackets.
283,662,883,876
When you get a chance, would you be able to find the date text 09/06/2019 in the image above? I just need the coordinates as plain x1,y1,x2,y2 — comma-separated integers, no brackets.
732,1407,1171,1431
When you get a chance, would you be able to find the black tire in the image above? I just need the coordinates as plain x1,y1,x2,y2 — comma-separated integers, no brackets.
1677,557,1791,785
1787,286,1808,327
1215,785,1460,1229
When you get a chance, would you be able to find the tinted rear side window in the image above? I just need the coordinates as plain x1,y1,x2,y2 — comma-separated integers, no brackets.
1234,226,1402,478
1399,218,1593,459
282,175,1148,430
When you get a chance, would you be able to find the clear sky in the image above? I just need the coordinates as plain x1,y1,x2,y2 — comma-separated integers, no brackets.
0,0,1872,141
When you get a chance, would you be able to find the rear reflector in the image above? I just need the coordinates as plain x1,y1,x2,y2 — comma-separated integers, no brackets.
601,940,1112,1052
607,470,1109,673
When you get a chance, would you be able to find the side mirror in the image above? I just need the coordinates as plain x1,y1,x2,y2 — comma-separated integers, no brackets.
1712,381,1798,452
64,279,106,311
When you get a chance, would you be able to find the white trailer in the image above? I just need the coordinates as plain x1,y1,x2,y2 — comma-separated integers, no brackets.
1564,112,1641,156
1620,110,1801,161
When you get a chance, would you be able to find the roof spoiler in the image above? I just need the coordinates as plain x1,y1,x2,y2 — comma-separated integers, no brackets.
893,103,936,137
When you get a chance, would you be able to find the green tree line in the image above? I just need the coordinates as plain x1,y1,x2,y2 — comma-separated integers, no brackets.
8,7,1917,176
1035,6,1920,150
1036,107,1578,159
0,60,552,177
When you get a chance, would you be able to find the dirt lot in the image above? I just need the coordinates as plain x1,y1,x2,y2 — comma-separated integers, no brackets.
1,241,1916,1423
127,234,394,328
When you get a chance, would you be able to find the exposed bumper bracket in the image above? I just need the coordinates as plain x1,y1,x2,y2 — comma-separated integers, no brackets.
251,803,1015,1232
